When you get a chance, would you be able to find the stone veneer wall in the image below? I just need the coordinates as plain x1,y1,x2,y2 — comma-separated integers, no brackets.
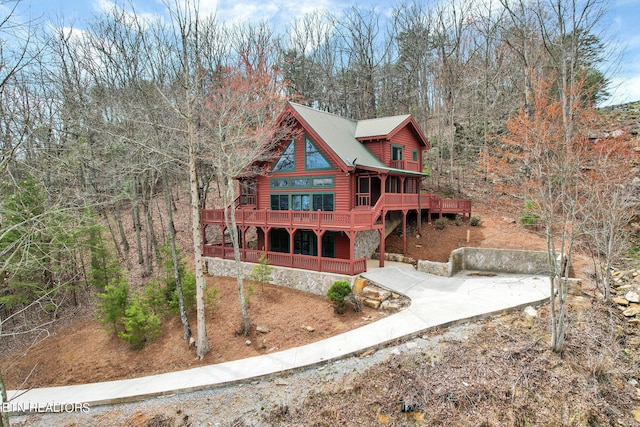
354,230,380,260
417,248,554,277
206,257,355,296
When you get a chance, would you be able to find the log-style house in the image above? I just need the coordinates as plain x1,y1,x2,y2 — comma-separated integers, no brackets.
201,102,471,275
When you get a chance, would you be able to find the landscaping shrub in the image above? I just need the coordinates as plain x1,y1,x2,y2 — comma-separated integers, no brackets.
470,215,481,226
327,281,352,314
97,279,130,334
434,218,447,230
454,214,463,226
248,253,273,292
119,297,162,350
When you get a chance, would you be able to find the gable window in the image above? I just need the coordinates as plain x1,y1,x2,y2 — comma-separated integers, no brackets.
391,145,403,161
412,149,419,162
272,140,295,172
305,136,332,170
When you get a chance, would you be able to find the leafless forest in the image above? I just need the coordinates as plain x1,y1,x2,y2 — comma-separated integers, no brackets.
1,1,638,421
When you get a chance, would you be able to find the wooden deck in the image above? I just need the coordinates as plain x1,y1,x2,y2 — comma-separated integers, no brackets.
202,193,471,232
201,193,471,275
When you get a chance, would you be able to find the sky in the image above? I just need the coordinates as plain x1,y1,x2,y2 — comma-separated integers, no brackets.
8,0,640,106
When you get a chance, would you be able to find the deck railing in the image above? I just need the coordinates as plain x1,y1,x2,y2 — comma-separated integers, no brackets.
203,193,472,231
203,245,367,275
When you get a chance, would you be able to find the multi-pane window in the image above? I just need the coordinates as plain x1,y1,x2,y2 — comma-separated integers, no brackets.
292,194,311,211
312,193,334,211
270,193,334,211
305,137,331,169
391,145,403,161
270,194,289,210
272,140,295,172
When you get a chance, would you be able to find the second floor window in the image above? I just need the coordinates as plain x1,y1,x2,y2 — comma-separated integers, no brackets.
391,145,403,161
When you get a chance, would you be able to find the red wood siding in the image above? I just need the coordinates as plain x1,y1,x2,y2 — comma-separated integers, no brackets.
392,126,423,156
334,233,351,259
362,140,384,163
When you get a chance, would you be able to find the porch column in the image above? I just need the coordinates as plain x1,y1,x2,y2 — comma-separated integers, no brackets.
316,230,325,272
240,226,247,261
262,226,271,252
417,179,422,236
379,213,385,268
402,209,408,254
288,228,295,268
346,230,357,275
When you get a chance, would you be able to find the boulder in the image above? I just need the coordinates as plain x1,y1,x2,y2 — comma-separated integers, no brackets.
613,297,630,306
364,298,382,309
361,285,391,302
352,277,368,295
625,291,640,304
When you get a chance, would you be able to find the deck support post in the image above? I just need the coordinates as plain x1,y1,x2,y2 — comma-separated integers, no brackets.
378,212,385,268
402,209,408,254
315,229,325,271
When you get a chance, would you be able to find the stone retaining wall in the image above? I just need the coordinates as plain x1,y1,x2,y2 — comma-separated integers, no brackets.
417,247,555,277
206,257,354,296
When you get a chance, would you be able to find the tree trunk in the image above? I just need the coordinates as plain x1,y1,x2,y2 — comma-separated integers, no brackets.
189,135,210,360
0,372,10,427
164,177,191,340
132,180,144,265
115,201,129,252
224,177,251,335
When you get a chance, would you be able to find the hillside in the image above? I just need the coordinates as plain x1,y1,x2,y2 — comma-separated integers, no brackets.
8,200,640,426
5,104,640,426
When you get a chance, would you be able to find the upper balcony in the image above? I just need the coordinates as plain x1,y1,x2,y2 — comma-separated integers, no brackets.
390,159,421,172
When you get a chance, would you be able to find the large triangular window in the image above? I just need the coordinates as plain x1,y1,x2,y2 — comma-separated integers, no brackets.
272,140,295,172
305,136,332,170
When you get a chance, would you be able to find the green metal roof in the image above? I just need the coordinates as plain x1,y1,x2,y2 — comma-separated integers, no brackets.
288,102,427,176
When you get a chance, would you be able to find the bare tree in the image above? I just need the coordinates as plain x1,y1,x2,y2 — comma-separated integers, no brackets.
202,22,295,335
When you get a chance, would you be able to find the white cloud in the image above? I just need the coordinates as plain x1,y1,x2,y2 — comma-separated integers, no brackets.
604,74,640,105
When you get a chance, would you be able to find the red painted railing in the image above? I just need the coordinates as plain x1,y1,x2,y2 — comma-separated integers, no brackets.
203,193,472,230
390,159,420,172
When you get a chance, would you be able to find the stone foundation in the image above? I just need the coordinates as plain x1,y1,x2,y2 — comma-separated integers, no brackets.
206,257,355,296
